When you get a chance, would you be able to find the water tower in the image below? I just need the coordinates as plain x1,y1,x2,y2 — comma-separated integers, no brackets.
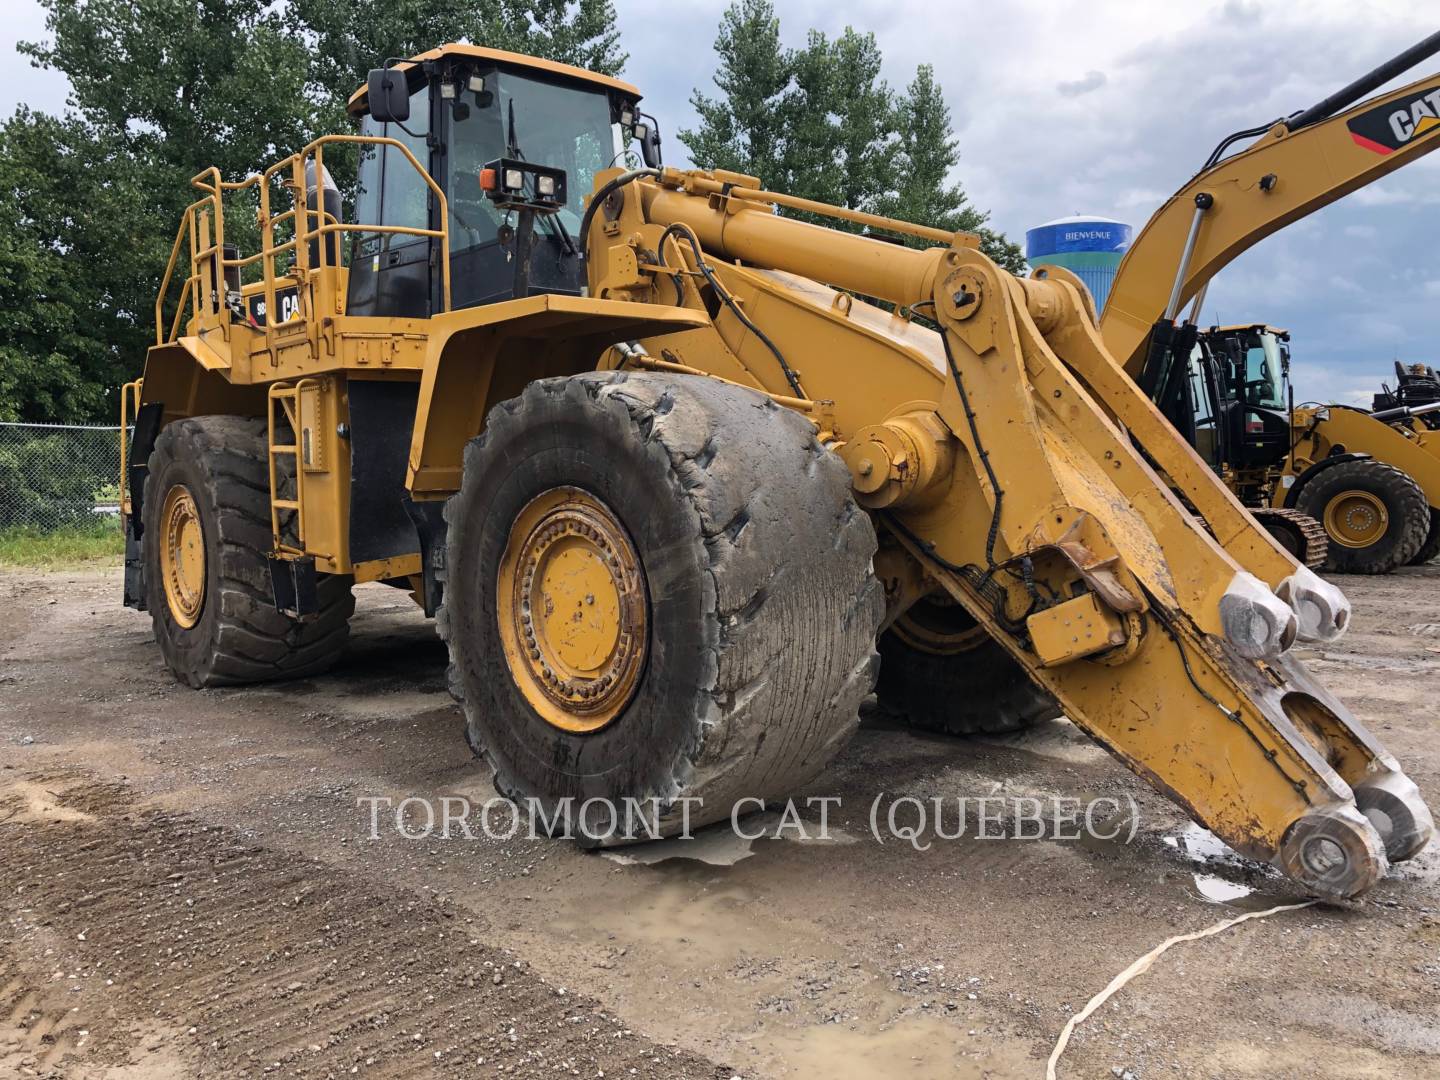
1025,216,1132,312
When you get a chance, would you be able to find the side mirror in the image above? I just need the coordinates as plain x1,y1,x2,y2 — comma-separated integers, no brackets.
367,66,410,124
635,116,663,169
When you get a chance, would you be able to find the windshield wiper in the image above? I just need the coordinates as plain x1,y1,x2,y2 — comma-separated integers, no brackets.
503,97,576,257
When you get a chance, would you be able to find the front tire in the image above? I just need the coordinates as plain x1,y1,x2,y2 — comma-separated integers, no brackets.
142,416,354,687
440,372,884,839
1294,459,1429,574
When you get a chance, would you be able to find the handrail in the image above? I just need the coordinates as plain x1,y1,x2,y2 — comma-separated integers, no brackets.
155,134,451,345
153,195,216,344
118,378,143,519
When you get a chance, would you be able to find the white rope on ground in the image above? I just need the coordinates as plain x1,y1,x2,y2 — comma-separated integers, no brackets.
1045,899,1318,1079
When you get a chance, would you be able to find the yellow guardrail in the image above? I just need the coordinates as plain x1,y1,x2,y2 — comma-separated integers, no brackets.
155,135,451,345
118,378,144,519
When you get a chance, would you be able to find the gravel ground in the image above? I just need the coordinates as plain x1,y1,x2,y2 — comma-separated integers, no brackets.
0,565,1437,1079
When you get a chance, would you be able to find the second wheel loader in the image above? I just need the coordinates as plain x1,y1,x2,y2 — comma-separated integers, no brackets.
119,43,1431,902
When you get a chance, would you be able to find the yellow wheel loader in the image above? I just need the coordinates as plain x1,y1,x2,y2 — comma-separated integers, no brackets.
1101,31,1440,574
119,43,1432,899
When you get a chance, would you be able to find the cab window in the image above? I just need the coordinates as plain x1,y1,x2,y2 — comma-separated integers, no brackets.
381,85,432,235
446,69,615,252
1241,334,1287,410
350,85,432,244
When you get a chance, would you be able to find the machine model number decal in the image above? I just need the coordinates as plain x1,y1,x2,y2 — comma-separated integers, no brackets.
247,285,302,326
1347,84,1440,155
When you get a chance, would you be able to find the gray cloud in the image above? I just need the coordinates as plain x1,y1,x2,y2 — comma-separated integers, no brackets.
611,0,1436,404
1056,70,1106,97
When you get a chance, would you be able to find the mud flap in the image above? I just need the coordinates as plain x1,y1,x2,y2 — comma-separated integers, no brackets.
123,519,147,611
269,555,319,620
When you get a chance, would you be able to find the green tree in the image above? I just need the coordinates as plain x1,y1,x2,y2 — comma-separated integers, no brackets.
682,0,789,184
881,65,1025,271
294,0,626,117
680,1,1025,269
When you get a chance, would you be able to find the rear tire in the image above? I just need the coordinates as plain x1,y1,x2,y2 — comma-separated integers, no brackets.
876,595,1061,735
1408,509,1440,566
142,416,354,687
439,372,884,839
1294,459,1428,574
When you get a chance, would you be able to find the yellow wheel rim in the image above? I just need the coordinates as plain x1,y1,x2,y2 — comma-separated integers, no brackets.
496,487,648,734
160,484,206,628
892,594,988,656
1323,489,1388,549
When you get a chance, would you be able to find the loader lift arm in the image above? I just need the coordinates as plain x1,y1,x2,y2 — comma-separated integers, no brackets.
587,165,1430,899
1102,30,1440,379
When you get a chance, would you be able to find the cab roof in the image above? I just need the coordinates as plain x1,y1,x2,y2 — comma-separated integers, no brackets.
347,43,641,116
1210,323,1289,337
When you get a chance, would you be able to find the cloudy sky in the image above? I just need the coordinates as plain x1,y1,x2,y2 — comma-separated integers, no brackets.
4,0,1437,403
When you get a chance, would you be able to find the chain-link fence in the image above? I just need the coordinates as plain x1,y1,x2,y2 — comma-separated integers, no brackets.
0,422,125,530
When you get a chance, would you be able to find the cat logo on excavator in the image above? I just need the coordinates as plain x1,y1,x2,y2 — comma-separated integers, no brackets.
1348,82,1440,153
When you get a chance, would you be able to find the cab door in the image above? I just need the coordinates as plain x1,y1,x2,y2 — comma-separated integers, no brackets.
346,79,437,319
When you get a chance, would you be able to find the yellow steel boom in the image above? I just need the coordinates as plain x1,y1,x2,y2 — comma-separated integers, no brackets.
581,164,1428,897
1102,33,1440,377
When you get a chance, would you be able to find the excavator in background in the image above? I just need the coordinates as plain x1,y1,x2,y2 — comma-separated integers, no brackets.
1100,30,1440,574
1373,361,1440,426
120,43,1431,903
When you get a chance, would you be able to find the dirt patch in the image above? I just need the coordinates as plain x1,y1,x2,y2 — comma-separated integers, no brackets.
0,771,726,1078
1,566,1438,1078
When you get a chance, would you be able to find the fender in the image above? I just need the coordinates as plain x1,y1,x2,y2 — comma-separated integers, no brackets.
1283,451,1371,508
406,294,706,499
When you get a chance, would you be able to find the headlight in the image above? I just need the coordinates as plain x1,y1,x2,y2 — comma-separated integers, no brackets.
504,168,524,192
536,175,556,198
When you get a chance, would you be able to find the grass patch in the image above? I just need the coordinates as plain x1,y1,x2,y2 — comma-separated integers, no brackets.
0,519,125,568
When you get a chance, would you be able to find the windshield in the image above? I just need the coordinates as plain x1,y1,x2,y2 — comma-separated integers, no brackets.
1241,331,1288,410
447,70,616,251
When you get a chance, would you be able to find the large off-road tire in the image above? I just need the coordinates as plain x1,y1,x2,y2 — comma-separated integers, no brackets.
142,416,354,687
1408,509,1440,566
439,371,884,839
876,595,1062,735
1294,459,1429,575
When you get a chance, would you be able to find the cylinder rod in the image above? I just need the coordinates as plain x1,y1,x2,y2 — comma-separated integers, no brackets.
640,182,948,308
1164,194,1213,322
1371,400,1440,422
1287,31,1440,131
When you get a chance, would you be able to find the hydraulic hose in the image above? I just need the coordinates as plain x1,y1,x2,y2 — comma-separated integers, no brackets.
578,167,660,263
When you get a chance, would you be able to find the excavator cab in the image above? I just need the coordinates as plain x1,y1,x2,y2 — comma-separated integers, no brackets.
1150,323,1293,484
344,46,649,317
1203,324,1293,474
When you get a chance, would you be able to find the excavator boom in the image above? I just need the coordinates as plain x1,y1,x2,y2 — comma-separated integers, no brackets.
1102,31,1440,378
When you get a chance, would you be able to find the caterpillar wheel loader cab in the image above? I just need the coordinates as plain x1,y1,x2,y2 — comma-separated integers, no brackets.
1102,31,1440,574
120,43,1433,900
